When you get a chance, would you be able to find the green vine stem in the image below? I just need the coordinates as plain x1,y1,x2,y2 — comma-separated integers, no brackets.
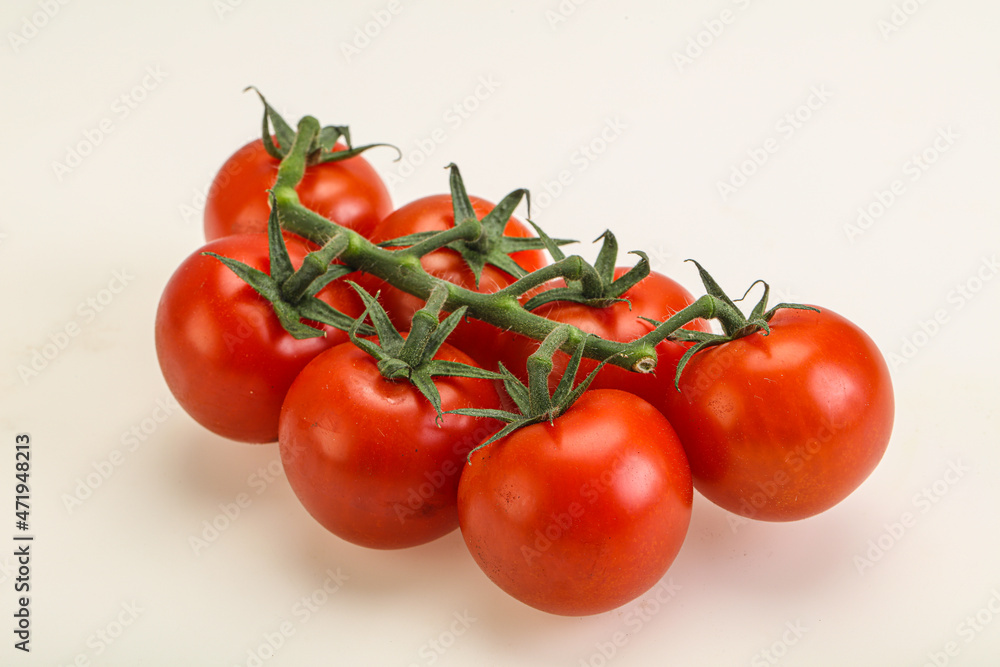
269,116,720,373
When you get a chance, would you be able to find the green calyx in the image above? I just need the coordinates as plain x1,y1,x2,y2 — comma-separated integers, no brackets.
346,282,502,421
204,193,371,339
450,325,620,461
661,260,819,390
377,164,575,287
246,86,400,166
522,228,649,310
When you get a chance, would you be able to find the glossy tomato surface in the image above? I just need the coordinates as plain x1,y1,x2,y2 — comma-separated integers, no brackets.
279,340,502,549
458,389,692,616
663,306,895,521
204,138,392,241
497,267,710,406
155,233,362,443
356,194,545,370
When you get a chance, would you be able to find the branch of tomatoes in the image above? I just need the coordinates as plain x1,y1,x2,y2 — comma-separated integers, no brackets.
156,90,897,618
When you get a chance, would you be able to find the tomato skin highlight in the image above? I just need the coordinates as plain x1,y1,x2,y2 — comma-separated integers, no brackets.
203,138,392,241
457,389,692,616
356,194,545,370
497,268,710,405
279,341,502,549
663,306,895,521
154,233,362,444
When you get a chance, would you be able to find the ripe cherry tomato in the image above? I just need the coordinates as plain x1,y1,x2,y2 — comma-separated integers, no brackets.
458,389,692,616
496,268,710,407
279,340,503,549
203,138,392,241
357,194,546,369
662,306,894,521
155,233,362,443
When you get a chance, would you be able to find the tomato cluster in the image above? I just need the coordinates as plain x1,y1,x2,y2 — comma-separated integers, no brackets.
155,102,894,617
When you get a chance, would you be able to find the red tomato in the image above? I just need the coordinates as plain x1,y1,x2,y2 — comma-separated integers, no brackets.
458,389,692,616
496,268,710,407
279,340,502,549
663,306,894,521
155,233,362,443
203,138,392,241
357,194,546,369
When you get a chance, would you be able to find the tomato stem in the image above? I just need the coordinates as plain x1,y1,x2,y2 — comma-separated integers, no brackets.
273,116,320,196
400,217,482,258
263,126,710,373
399,286,449,367
494,256,586,298
273,194,714,372
279,234,348,303
635,295,719,350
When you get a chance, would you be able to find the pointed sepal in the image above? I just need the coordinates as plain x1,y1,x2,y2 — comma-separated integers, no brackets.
246,86,400,165
343,282,503,421
447,327,624,461
523,232,649,311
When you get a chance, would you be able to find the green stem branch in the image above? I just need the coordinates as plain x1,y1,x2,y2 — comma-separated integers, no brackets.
271,156,708,374
401,217,482,258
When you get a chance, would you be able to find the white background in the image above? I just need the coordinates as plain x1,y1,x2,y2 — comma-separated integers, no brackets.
2,1,999,665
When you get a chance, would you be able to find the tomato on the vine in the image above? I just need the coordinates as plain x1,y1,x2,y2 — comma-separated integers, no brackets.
155,233,362,443
357,194,546,369
497,267,710,407
457,388,692,616
203,138,392,241
662,306,894,521
279,339,502,549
